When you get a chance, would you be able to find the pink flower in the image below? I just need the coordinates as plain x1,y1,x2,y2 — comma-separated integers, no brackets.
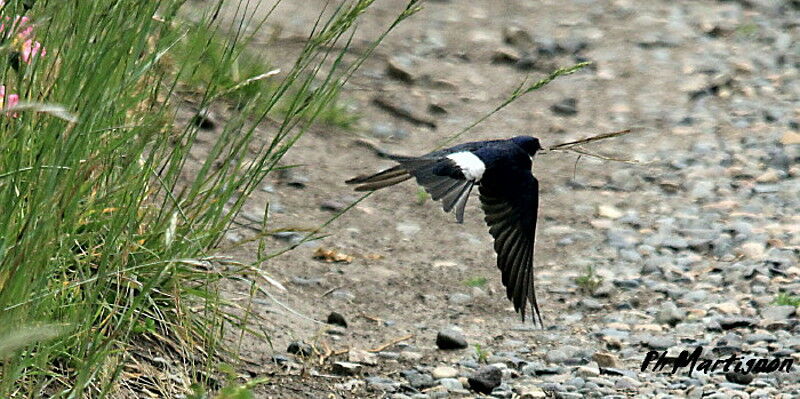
20,38,44,63
0,15,44,65
0,85,20,117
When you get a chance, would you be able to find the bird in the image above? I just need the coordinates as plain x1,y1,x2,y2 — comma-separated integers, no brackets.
346,135,544,325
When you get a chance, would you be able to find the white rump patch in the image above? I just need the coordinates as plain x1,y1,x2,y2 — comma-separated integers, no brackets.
447,151,485,181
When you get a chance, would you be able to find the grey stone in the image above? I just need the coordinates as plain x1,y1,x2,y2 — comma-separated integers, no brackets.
401,370,434,389
467,366,502,394
762,305,795,321
551,98,578,116
290,276,324,286
546,349,569,364
438,378,462,391
287,341,313,356
448,293,472,305
522,362,563,376
656,301,686,326
579,298,605,311
718,317,756,330
643,335,675,350
436,328,468,350
326,311,348,328
745,332,777,344
332,361,362,376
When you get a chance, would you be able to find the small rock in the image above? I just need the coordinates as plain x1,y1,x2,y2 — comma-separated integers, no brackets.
287,341,313,356
521,362,562,376
432,365,459,379
386,55,418,83
436,328,468,350
290,276,323,286
643,335,675,350
366,376,399,393
491,47,521,64
348,349,378,366
502,26,533,47
225,231,243,243
332,361,362,376
320,199,346,212
279,169,309,188
401,369,434,389
761,305,796,321
780,131,800,145
551,98,578,116
438,378,463,391
448,293,472,305
579,298,605,311
546,349,569,364
592,352,621,368
598,204,624,219
575,365,600,378
326,311,348,328
755,169,781,183
718,317,756,330
656,301,685,326
714,302,740,314
738,242,766,260
273,231,303,244
725,372,754,385
191,108,218,130
396,222,421,237
519,385,547,398
467,366,502,394
400,351,423,361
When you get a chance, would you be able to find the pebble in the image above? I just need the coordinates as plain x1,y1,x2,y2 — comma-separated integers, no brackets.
656,301,686,325
591,352,621,368
320,199,346,212
401,370,434,389
518,385,547,398
545,349,569,364
436,328,468,350
287,341,313,356
438,377,463,391
598,204,624,219
761,305,796,321
467,365,502,394
333,361,363,376
643,335,675,350
448,293,472,305
348,349,378,366
397,222,421,236
575,365,600,378
326,311,348,328
191,108,218,130
431,365,459,379
551,98,578,116
386,55,418,83
718,317,756,330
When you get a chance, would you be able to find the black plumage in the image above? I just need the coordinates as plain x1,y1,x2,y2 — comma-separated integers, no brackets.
346,136,543,325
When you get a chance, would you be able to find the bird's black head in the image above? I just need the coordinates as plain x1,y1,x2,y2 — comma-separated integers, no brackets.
511,136,542,156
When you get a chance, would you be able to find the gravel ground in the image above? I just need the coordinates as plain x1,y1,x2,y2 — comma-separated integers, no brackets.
182,0,800,397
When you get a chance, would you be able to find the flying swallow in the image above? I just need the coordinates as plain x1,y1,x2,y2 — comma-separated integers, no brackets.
347,136,543,325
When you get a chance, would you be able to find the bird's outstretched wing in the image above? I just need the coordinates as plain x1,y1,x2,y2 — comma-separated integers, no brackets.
347,154,478,223
479,172,541,325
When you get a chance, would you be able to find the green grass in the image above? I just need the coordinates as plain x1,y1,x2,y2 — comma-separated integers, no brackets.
416,187,428,205
774,293,800,307
0,0,420,397
575,265,603,295
464,276,487,287
169,25,359,129
473,343,489,364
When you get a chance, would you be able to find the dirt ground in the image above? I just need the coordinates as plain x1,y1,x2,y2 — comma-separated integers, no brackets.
181,1,800,398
